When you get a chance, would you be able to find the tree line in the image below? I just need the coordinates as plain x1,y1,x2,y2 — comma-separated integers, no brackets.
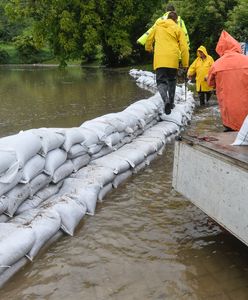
0,0,247,67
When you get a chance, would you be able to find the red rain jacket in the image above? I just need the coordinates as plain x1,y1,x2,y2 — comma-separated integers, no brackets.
208,30,248,131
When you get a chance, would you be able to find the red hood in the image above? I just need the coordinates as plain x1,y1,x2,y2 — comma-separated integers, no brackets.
216,30,241,57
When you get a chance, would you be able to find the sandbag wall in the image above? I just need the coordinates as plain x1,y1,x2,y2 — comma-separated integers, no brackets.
0,70,195,287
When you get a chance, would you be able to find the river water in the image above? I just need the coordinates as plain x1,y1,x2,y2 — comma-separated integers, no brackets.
0,66,248,299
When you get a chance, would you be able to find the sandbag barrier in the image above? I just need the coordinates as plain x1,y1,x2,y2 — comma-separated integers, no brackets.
0,69,195,287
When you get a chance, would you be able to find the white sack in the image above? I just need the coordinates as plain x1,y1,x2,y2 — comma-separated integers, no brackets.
0,150,18,184
91,146,112,160
44,149,67,176
0,131,42,167
30,128,65,156
232,115,248,145
91,154,130,174
3,183,31,217
72,165,115,187
67,144,88,159
112,169,132,188
0,170,23,197
0,214,9,223
0,198,7,215
112,144,146,168
29,173,52,196
56,128,86,152
60,178,100,215
20,154,45,184
98,183,113,201
71,154,91,172
16,181,63,215
42,194,86,236
0,223,35,274
52,160,74,183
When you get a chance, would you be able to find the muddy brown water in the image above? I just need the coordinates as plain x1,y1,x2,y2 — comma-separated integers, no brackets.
0,66,248,300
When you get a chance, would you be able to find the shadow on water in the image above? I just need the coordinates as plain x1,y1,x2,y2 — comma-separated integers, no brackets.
0,66,248,299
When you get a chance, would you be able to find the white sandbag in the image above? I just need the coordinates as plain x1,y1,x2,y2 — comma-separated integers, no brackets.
160,110,186,126
56,128,86,152
0,170,23,197
135,136,164,152
94,114,131,133
52,160,74,183
0,150,16,174
72,165,115,187
30,128,65,156
153,121,179,136
104,132,121,148
98,183,113,201
60,178,100,215
20,154,45,184
44,149,67,176
91,153,130,174
123,108,147,128
112,144,146,168
67,144,88,159
81,120,116,139
114,136,133,150
10,208,61,261
146,152,158,166
0,214,9,223
0,131,42,167
42,194,86,236
126,140,156,157
3,183,31,217
29,173,52,196
0,223,35,274
112,169,132,188
114,111,140,131
232,115,248,145
91,146,112,160
87,143,103,155
78,127,100,147
0,198,7,215
71,154,91,172
142,129,166,144
16,181,63,215
0,160,19,185
132,160,147,174
144,119,158,131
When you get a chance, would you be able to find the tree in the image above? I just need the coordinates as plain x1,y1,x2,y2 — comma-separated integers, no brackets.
179,0,238,60
5,0,161,66
225,0,248,42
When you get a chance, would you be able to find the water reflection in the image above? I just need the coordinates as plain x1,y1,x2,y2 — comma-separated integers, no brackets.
0,67,248,299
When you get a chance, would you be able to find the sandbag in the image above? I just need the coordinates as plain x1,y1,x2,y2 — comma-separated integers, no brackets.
44,149,67,176
112,144,146,168
112,169,132,188
71,154,91,172
30,128,65,156
42,194,87,236
91,146,112,160
54,128,86,152
98,183,113,201
0,131,42,167
3,183,31,217
0,198,7,215
81,120,116,139
20,154,45,184
0,223,35,274
72,165,115,187
91,153,130,175
94,114,131,133
0,150,19,184
16,181,63,215
67,144,88,159
0,214,9,223
60,178,100,215
11,208,61,261
52,160,74,184
29,173,52,196
0,170,23,197
232,115,248,145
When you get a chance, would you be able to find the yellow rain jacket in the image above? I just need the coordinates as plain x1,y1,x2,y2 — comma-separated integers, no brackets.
137,12,190,47
145,18,189,70
187,45,214,92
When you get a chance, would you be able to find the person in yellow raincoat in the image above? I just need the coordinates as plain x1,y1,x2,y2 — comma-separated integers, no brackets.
145,11,189,115
187,45,214,106
137,3,190,48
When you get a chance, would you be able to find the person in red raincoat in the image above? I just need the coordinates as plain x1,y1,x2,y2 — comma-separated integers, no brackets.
208,30,248,131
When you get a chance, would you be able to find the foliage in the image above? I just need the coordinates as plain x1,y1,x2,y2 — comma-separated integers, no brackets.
225,0,248,42
0,48,9,63
1,0,245,66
